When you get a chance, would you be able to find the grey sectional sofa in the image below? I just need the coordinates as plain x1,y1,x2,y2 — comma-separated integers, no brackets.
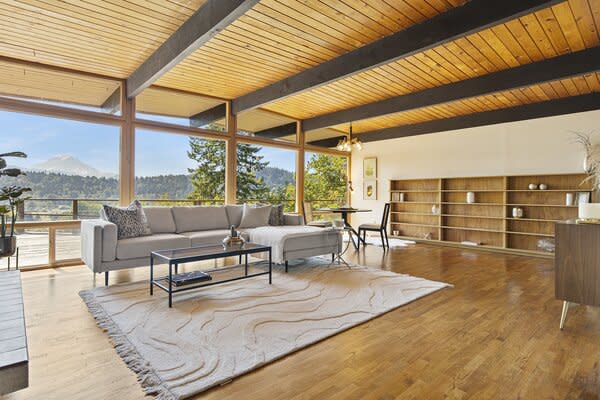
81,204,341,284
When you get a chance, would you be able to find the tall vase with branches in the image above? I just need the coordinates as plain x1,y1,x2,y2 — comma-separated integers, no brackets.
573,132,600,195
0,152,31,257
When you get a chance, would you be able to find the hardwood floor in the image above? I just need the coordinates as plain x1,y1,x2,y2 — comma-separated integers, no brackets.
3,243,600,400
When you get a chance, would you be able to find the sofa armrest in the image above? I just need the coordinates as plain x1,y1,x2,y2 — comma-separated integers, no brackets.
80,219,118,273
283,213,303,226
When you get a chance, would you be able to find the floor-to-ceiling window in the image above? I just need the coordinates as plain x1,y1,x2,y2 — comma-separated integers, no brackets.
304,151,348,219
236,142,296,211
0,110,120,267
135,129,226,205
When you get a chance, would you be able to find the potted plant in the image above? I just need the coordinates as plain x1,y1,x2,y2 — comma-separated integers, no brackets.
0,152,31,257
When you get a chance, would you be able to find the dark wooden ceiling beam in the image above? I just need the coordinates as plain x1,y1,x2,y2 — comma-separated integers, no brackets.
126,0,259,98
307,136,346,149
189,103,226,128
253,122,297,139
231,0,563,114
357,93,600,143
303,47,600,131
100,87,121,115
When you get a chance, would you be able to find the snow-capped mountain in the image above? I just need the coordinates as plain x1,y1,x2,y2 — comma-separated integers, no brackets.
31,155,115,178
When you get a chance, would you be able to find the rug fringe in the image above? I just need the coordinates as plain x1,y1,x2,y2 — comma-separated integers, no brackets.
79,290,178,400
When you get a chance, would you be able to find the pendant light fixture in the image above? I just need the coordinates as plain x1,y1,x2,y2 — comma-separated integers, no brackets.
336,122,363,152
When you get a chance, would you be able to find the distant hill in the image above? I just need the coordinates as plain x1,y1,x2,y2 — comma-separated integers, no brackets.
31,155,115,178
4,166,293,201
257,166,294,188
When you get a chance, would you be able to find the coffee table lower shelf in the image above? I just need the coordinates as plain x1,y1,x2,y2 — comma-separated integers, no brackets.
150,244,272,308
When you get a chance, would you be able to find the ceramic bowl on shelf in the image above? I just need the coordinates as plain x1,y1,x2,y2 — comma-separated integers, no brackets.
528,183,538,190
539,184,548,190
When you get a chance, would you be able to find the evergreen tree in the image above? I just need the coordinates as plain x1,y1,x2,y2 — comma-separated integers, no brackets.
187,138,226,200
186,138,269,201
236,143,269,201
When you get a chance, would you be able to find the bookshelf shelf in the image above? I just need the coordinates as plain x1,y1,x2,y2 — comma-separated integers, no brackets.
389,173,592,256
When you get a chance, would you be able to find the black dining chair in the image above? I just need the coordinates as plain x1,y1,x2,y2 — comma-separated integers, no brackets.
357,203,391,250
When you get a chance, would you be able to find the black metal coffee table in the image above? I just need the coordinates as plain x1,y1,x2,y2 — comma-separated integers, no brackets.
150,243,272,307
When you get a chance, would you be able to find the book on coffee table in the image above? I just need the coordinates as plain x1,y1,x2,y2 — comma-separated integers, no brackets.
171,271,212,287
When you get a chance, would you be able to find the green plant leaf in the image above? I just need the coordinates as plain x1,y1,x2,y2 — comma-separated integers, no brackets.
0,152,27,158
0,168,24,177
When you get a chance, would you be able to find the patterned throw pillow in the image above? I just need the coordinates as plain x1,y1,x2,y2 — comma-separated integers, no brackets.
102,200,152,240
269,204,285,226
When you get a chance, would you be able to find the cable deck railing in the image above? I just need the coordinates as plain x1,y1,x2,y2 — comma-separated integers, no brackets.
6,197,341,270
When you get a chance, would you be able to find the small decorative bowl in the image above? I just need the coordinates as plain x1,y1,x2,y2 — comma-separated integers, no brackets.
223,236,245,249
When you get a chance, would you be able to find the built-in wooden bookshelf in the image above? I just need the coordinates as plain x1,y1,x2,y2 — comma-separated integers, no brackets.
389,174,593,257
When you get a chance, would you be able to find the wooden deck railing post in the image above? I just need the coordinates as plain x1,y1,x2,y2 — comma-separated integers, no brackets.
17,202,25,220
72,200,78,220
48,227,56,266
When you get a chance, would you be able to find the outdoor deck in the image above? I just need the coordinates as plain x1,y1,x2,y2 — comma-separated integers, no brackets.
0,232,80,269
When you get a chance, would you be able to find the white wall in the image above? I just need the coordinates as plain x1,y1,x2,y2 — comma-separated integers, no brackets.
350,109,600,226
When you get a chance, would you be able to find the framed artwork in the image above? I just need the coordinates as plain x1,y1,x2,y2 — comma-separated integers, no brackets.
577,191,591,205
363,157,377,179
363,180,377,200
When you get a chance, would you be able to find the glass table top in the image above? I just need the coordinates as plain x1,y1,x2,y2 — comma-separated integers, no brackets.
152,243,270,261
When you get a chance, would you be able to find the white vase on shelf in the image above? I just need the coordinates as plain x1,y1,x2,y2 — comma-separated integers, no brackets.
466,192,475,204
512,207,523,218
566,193,575,206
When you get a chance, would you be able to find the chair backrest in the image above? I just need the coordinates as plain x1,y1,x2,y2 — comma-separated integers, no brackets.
380,203,391,229
302,201,314,224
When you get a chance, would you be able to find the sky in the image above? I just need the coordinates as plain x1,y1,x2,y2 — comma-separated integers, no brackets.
1,110,296,176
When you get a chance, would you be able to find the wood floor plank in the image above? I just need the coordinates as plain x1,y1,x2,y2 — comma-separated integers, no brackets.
2,243,600,399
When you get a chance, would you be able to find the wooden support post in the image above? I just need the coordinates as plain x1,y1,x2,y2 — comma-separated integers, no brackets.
225,101,237,205
120,83,135,206
48,227,56,267
296,121,305,215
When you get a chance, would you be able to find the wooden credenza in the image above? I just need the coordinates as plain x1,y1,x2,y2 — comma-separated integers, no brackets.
555,221,600,329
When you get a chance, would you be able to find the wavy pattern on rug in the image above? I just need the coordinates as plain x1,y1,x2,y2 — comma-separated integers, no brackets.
80,258,450,400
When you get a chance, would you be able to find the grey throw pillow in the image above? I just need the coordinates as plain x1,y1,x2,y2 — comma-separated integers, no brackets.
239,204,272,228
102,200,152,240
269,204,285,226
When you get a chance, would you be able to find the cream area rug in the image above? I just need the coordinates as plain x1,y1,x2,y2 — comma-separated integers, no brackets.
80,258,449,400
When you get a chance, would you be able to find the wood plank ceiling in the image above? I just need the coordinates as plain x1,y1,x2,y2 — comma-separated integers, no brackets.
262,0,600,120
154,0,462,98
0,0,599,143
0,0,207,78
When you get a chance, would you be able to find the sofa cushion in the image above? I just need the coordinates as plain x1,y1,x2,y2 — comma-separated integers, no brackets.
225,205,244,227
239,204,272,228
269,204,285,226
143,207,176,233
181,229,234,247
102,200,151,240
171,206,229,233
116,233,191,260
